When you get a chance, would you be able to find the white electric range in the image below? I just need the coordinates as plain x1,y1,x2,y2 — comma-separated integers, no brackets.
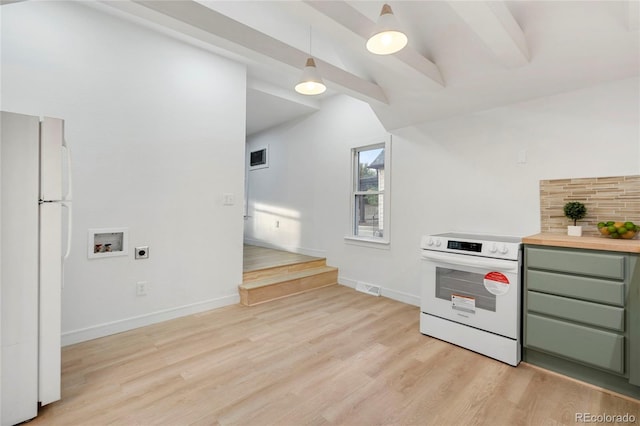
420,232,523,366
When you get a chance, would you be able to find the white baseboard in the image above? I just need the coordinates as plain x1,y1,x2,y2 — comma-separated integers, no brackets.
243,238,326,258
61,293,239,347
338,276,420,307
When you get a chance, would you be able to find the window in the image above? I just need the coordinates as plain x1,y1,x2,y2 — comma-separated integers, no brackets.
347,136,391,245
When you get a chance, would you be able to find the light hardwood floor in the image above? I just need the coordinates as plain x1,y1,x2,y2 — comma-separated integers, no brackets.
243,245,322,273
33,285,639,425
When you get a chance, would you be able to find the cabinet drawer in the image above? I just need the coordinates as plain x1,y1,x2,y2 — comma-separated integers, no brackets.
526,247,624,280
525,314,624,374
527,270,625,306
527,291,624,331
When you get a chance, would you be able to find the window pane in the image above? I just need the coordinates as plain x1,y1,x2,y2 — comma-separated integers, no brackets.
357,148,384,191
354,194,384,238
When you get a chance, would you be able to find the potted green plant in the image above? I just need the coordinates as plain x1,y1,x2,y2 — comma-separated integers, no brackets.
563,201,587,236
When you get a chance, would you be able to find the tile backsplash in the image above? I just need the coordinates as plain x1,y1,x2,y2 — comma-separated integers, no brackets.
540,175,640,236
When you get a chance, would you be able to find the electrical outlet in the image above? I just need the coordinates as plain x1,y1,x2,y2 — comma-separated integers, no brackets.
135,246,149,259
136,281,148,296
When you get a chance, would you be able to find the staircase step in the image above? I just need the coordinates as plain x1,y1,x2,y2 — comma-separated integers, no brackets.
239,266,338,306
243,258,327,283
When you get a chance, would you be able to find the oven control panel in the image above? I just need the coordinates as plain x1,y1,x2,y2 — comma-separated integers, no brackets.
447,240,482,252
421,233,521,261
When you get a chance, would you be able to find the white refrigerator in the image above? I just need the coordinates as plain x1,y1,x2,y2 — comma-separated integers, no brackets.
1,111,71,425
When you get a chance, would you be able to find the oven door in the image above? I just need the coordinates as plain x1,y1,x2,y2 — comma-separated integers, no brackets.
421,250,521,339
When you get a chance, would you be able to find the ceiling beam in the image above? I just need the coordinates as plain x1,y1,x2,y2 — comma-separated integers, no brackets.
448,1,529,68
247,79,321,110
107,0,388,106
305,0,444,90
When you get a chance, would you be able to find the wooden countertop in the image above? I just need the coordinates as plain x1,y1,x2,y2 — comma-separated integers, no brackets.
523,233,640,254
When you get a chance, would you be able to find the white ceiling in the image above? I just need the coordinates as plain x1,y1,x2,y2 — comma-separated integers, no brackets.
93,0,639,135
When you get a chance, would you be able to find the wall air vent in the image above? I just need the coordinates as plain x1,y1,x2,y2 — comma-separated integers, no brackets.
249,145,268,170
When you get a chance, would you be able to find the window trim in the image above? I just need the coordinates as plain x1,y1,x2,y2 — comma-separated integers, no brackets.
345,135,391,246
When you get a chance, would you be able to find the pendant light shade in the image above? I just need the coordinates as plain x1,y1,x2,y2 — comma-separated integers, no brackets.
366,4,408,55
295,27,327,96
295,58,326,95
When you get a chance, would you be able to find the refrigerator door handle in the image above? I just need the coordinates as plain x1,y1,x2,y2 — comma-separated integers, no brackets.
62,138,72,202
61,201,72,261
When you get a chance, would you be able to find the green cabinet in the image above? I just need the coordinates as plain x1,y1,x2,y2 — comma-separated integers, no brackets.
527,269,625,306
526,247,625,280
523,245,640,398
527,291,624,332
526,313,624,373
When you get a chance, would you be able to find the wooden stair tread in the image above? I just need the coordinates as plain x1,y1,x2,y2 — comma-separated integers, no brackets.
240,266,337,290
240,247,339,306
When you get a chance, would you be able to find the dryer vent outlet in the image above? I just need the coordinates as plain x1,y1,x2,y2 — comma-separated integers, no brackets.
355,282,381,296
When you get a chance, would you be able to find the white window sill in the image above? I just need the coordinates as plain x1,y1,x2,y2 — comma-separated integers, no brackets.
344,236,390,250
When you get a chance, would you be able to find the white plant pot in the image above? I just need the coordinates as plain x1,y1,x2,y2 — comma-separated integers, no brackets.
567,225,582,237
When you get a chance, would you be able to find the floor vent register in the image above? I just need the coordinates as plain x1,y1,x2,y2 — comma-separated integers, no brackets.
355,282,382,296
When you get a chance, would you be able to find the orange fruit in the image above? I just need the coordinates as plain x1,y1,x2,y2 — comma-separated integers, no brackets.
614,222,625,228
621,231,636,239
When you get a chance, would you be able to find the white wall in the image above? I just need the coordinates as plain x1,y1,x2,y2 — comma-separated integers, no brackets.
1,1,247,344
246,77,640,304
245,101,386,256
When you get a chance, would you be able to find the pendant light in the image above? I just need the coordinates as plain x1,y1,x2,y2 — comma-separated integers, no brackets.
366,3,408,55
295,27,327,96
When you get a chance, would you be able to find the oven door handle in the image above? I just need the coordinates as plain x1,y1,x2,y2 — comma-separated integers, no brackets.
421,251,519,272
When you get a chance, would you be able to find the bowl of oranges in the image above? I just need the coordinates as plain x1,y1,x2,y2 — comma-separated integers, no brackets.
597,221,639,239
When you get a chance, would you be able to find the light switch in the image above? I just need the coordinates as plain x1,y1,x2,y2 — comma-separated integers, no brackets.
517,149,527,164
223,193,235,206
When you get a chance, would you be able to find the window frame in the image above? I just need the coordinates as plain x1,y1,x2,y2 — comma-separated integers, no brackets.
345,135,391,247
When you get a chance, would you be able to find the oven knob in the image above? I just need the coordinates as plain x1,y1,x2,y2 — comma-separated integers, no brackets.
489,243,498,253
499,244,508,254
435,239,442,247
427,238,434,246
